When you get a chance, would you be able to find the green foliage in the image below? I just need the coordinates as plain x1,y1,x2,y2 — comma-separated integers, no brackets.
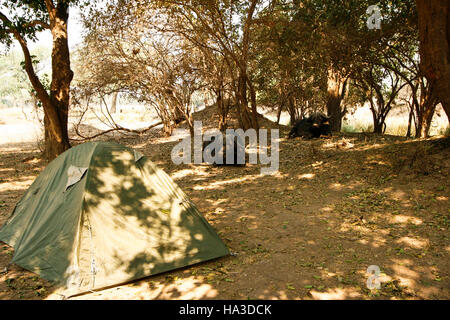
0,0,49,47
0,1,90,49
250,0,418,124
0,45,50,107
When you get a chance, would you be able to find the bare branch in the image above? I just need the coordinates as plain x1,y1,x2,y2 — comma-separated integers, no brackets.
71,121,163,142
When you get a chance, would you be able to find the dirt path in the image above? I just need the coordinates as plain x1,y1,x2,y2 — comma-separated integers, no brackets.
0,129,449,300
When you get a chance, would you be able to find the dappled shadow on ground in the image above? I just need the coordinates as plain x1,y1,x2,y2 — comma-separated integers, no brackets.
0,147,53,299
0,129,448,300
118,130,448,300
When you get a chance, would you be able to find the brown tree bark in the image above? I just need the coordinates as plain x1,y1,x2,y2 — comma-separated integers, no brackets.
287,95,299,125
416,0,450,121
234,0,259,131
406,108,414,137
216,87,230,132
415,85,438,138
248,79,259,130
276,83,285,124
416,102,437,138
44,2,73,160
326,67,347,132
236,72,255,130
372,114,387,134
276,103,283,125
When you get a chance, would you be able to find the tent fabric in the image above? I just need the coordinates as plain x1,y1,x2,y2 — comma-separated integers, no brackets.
65,165,88,190
0,141,229,296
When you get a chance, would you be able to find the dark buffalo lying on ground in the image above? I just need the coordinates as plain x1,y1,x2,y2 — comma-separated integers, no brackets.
202,135,246,166
288,112,332,139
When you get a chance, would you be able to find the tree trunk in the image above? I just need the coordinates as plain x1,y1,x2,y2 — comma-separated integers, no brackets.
44,3,73,160
424,103,436,136
170,104,184,124
326,67,347,132
416,102,437,138
236,72,254,130
216,88,229,132
234,0,258,131
416,0,450,121
327,96,343,132
287,95,298,125
187,112,194,137
370,100,385,134
414,77,438,138
276,103,283,125
163,123,174,136
216,89,224,131
159,106,174,136
406,108,414,137
43,112,69,160
111,91,118,113
371,97,393,135
248,79,259,130
373,119,384,134
276,83,285,125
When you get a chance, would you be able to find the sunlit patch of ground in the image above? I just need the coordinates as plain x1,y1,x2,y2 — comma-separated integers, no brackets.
47,275,219,300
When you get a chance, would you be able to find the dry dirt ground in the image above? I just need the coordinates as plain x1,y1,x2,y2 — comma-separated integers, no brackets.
0,109,449,300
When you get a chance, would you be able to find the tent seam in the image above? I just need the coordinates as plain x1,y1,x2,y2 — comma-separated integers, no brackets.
68,141,100,290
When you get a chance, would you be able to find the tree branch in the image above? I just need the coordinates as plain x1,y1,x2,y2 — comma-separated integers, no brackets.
0,11,51,106
24,20,50,29
44,0,56,21
71,121,163,142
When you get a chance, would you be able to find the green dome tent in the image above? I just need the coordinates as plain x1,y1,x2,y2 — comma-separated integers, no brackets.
0,141,229,297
